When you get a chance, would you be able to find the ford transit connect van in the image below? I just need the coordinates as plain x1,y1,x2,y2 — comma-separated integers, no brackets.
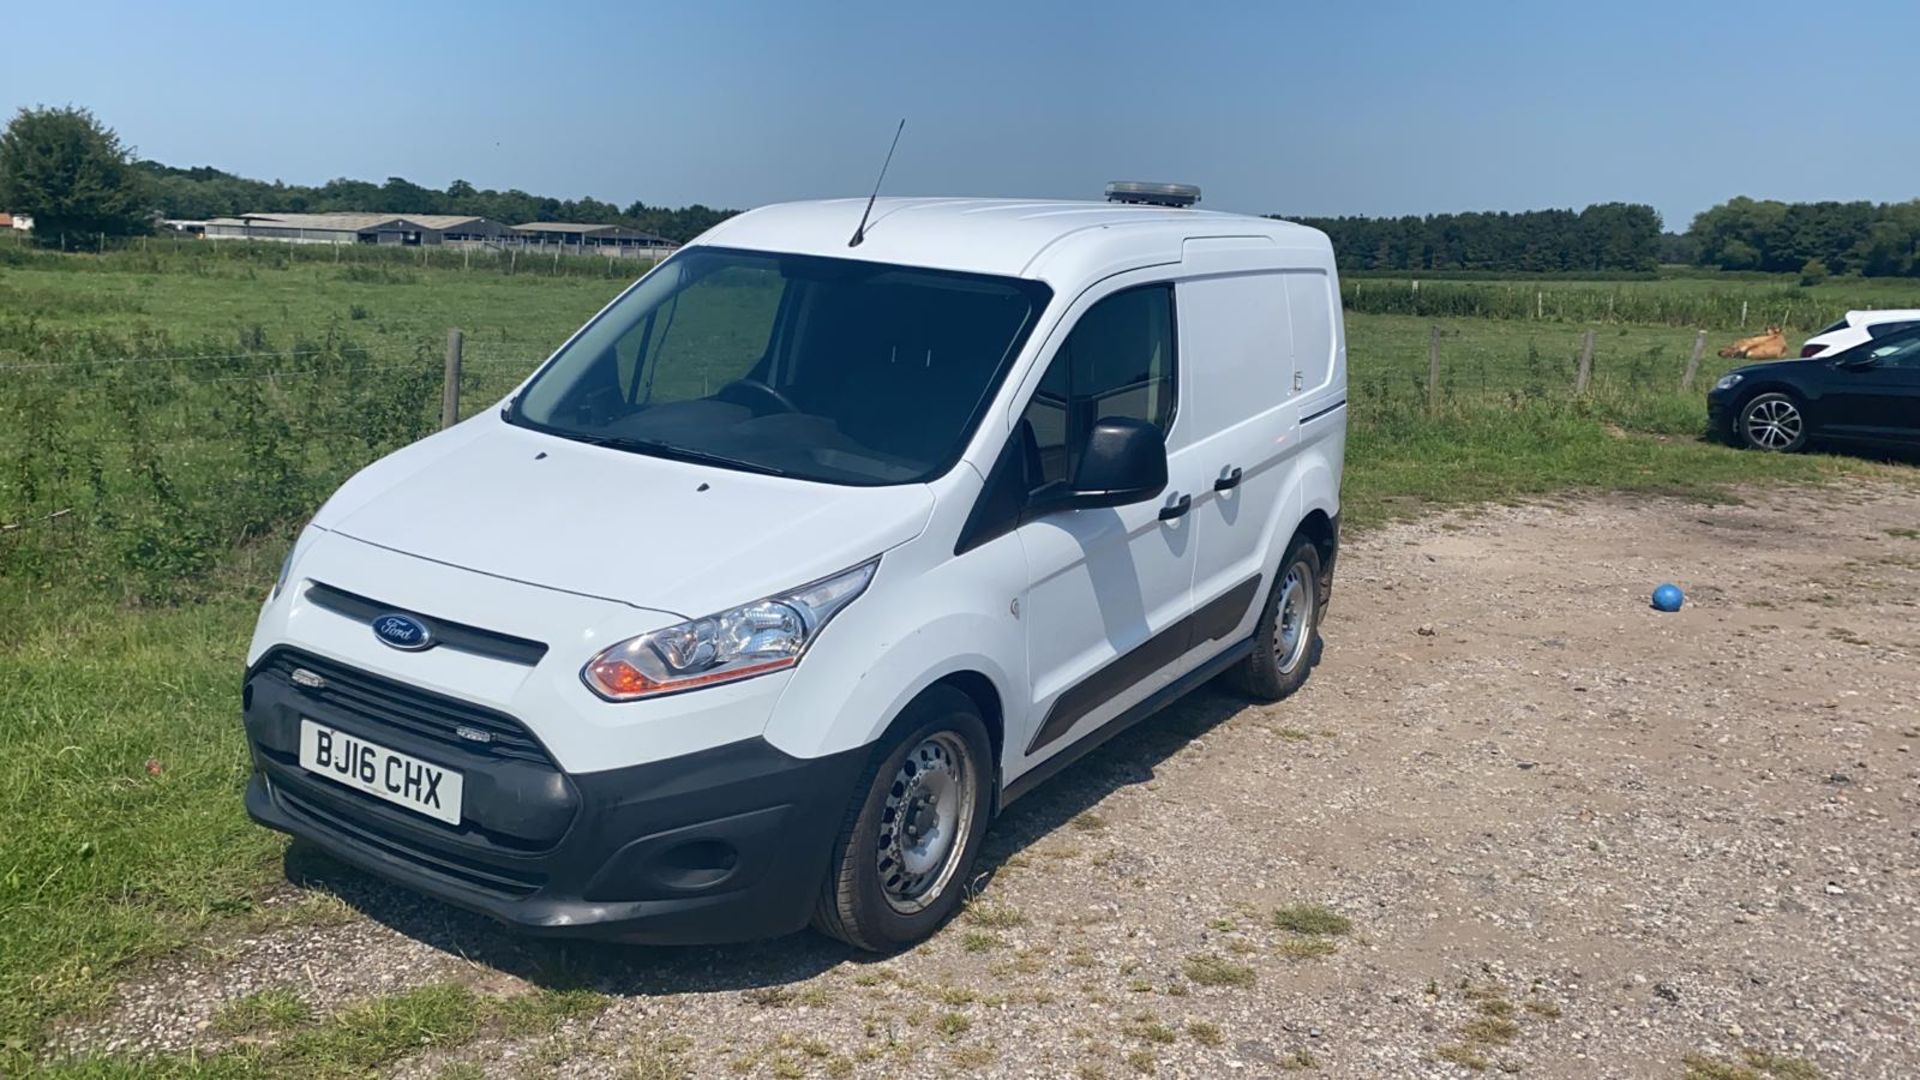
243,188,1347,951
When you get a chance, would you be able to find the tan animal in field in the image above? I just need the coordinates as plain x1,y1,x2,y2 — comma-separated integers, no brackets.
1718,326,1789,360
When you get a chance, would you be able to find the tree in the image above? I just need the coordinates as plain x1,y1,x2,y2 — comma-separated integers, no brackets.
1281,204,1662,274
0,106,151,248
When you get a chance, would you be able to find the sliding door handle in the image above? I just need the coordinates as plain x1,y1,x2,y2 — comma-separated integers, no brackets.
1213,467,1243,492
1158,494,1192,521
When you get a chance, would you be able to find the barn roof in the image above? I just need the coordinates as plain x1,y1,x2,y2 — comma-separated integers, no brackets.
206,212,495,231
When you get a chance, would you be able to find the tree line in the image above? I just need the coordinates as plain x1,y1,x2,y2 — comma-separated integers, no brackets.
1685,196,1920,279
0,106,738,248
135,161,738,244
1282,204,1663,274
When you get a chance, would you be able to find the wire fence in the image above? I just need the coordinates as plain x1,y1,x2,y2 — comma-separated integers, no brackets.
0,230,668,281
0,325,561,599
2,316,1743,599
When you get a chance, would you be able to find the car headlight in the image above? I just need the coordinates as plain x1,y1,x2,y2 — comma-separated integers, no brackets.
582,559,878,701
270,525,321,601
1712,373,1744,392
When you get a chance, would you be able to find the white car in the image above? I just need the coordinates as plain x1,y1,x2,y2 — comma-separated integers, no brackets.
244,186,1347,950
1799,309,1920,358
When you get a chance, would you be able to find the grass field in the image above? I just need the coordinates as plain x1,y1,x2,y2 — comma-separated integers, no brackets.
2,242,1914,1070
1343,271,1920,332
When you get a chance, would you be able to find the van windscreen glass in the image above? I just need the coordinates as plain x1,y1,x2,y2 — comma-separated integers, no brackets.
508,248,1052,486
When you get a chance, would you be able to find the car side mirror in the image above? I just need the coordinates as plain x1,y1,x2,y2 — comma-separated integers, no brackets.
1836,353,1878,370
1031,417,1168,514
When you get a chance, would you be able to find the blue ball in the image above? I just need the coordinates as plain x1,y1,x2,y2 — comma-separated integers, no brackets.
1652,584,1684,612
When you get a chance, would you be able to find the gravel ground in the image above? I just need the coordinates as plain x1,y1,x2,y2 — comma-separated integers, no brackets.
56,485,1920,1078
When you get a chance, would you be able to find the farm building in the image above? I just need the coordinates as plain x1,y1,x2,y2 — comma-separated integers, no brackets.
513,222,677,258
0,212,32,232
202,212,516,246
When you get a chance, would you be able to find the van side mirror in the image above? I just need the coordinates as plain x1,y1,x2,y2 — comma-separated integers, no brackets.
1032,417,1168,514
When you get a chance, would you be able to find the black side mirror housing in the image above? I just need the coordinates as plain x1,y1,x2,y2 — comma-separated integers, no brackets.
1032,417,1168,514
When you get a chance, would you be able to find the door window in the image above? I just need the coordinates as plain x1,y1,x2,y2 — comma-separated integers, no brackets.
1020,284,1176,489
1861,332,1920,368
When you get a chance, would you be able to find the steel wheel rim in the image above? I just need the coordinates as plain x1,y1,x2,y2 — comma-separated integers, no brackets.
1274,562,1316,675
876,731,975,914
1743,398,1801,450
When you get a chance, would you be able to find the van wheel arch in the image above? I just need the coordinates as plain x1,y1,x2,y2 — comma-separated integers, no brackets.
1291,509,1338,610
930,670,1004,770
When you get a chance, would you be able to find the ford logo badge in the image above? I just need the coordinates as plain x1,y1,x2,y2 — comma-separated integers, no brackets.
372,613,433,651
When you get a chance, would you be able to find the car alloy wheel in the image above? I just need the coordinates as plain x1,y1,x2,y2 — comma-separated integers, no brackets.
1741,394,1804,451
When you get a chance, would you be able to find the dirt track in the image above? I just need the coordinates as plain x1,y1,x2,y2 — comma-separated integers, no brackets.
62,484,1920,1078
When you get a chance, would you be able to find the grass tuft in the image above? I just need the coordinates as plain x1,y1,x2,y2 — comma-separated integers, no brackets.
1181,954,1256,989
212,987,312,1036
935,1012,972,1038
1271,904,1352,937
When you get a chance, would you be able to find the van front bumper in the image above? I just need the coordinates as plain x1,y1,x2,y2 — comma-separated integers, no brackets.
242,649,867,944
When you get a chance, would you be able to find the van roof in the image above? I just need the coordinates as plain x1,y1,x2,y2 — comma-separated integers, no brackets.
691,197,1330,280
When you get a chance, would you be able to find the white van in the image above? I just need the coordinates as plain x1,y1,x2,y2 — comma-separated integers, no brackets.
244,187,1347,951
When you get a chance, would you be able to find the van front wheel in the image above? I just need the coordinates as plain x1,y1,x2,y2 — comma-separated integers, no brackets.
1234,539,1324,702
812,687,992,952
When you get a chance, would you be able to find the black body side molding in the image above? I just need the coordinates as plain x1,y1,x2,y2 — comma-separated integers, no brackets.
1022,574,1260,756
1002,636,1254,806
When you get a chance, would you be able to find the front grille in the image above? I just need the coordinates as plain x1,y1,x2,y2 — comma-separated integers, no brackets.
305,582,548,666
257,647,555,766
273,779,546,898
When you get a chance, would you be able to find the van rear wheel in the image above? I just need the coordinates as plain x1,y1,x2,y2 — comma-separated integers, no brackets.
1234,538,1324,702
812,687,992,952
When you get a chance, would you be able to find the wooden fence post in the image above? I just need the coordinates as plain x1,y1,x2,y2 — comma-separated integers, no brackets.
1682,329,1707,391
1740,300,1749,328
1575,329,1596,395
1426,324,1442,414
441,329,463,429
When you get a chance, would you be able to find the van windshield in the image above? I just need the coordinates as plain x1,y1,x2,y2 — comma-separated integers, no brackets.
508,247,1052,486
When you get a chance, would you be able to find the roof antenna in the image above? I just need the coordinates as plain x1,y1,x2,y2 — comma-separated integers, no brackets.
849,118,905,248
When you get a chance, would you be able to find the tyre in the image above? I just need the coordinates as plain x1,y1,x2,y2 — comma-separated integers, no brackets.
1736,391,1808,452
1233,537,1325,702
812,686,992,952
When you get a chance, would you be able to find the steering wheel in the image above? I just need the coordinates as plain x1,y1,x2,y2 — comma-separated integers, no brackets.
717,378,799,416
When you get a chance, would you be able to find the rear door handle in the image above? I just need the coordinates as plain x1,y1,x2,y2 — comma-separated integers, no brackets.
1158,493,1192,521
1213,467,1243,492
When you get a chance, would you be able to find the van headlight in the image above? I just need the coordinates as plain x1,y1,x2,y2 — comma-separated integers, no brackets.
582,559,878,700
1712,373,1744,392
270,525,322,602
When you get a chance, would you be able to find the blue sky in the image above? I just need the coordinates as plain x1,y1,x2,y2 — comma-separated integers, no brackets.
4,0,1913,229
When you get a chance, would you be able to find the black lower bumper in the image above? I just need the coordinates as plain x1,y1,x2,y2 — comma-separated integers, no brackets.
242,655,867,944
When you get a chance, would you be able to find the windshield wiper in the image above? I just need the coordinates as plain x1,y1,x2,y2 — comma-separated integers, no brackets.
561,432,795,478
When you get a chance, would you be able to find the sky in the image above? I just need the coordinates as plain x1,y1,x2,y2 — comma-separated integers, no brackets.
4,0,1915,231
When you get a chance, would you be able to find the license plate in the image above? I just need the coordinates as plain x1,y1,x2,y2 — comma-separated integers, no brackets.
298,719,463,825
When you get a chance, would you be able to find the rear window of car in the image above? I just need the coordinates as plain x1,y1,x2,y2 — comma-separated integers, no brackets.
1813,318,1850,336
1867,320,1920,339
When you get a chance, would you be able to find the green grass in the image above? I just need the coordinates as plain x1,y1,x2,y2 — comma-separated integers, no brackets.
1343,270,1920,334
43,983,511,1078
211,988,313,1036
1270,904,1351,937
1180,955,1256,989
1682,1049,1824,1080
1,252,1914,1066
1,594,285,1064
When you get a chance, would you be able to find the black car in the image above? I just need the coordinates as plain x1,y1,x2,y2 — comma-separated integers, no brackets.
1708,323,1920,452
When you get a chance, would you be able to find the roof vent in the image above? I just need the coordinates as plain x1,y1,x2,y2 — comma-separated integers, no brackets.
1104,181,1200,208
